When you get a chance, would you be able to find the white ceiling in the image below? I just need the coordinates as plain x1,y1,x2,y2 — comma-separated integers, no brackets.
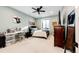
10,6,63,18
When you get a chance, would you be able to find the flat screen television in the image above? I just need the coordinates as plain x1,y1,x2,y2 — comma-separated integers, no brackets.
68,10,75,24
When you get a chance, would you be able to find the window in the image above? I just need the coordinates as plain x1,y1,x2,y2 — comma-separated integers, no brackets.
42,20,50,29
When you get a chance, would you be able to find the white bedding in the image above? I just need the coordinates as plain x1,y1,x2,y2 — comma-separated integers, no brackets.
32,30,47,38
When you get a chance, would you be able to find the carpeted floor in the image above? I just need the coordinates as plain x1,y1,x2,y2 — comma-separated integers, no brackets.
0,35,78,53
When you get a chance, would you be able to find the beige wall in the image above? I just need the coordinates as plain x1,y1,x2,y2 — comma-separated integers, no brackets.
35,16,58,34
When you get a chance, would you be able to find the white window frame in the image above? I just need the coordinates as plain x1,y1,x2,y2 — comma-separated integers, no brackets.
41,19,50,30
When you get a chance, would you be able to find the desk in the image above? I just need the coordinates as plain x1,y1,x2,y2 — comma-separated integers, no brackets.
5,31,25,46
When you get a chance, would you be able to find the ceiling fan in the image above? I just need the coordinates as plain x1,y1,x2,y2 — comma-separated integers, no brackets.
32,6,45,14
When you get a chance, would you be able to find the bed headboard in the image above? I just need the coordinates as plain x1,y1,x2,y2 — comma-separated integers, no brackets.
30,26,37,28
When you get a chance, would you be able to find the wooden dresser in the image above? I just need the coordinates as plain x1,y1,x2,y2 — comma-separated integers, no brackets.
54,26,64,48
54,26,75,52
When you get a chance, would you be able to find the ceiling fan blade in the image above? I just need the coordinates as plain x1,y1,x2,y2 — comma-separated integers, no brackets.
40,10,45,12
39,6,42,9
32,11,37,13
32,7,37,10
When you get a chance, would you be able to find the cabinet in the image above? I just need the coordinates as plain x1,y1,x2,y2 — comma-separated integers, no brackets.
0,35,6,48
6,34,15,46
66,26,75,52
54,26,75,52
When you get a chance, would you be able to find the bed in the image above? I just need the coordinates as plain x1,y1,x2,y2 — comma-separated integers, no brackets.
32,30,47,39
28,25,49,39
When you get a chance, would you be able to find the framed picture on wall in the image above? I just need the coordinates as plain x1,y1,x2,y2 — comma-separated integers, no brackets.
13,16,21,24
68,10,75,24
